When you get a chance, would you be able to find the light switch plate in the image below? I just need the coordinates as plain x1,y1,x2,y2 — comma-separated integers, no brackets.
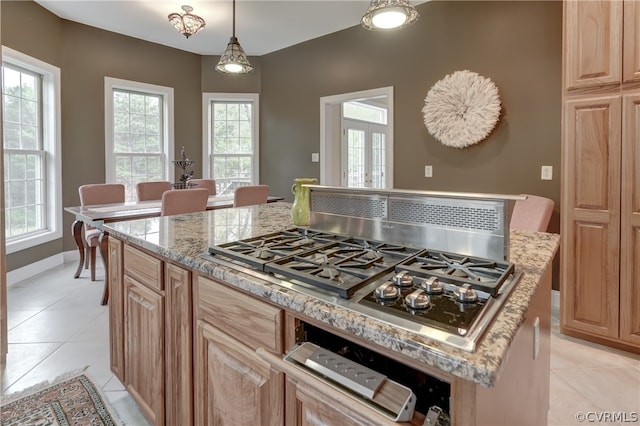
541,166,553,180
424,165,433,178
311,153,319,162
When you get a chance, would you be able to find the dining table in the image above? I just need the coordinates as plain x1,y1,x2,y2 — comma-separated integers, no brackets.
64,193,284,305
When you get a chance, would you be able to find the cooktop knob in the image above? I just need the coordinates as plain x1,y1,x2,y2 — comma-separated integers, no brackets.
393,271,414,287
420,276,443,294
374,282,399,300
404,289,431,309
455,284,478,303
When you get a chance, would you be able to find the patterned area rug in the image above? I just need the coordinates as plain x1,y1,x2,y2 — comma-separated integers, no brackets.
0,368,122,425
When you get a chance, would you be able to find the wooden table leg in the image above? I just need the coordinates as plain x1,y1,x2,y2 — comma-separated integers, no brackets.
72,220,85,279
99,231,110,306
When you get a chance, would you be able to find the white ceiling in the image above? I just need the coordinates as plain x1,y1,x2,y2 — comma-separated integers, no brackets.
33,1,408,56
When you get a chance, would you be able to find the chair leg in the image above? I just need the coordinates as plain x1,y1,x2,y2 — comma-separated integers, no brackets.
90,247,96,281
85,247,91,269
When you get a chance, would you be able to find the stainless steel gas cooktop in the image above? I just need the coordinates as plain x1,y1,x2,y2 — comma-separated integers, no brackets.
208,227,522,352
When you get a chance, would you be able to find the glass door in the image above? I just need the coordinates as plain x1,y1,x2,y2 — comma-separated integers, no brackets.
341,119,387,188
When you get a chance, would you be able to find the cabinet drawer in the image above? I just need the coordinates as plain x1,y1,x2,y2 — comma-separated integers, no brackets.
124,244,164,291
196,276,282,353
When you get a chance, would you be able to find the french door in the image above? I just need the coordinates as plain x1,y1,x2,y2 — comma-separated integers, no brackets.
341,119,389,188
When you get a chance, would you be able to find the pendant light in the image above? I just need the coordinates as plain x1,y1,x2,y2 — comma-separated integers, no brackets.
216,0,254,74
361,0,419,30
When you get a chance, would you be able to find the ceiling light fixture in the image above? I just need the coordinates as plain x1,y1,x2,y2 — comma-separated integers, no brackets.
168,5,206,39
361,0,419,30
216,0,254,74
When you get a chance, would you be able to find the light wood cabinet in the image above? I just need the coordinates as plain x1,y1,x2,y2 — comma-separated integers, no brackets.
195,321,284,425
109,241,194,426
561,0,640,352
194,276,284,426
108,237,124,381
623,0,640,83
620,93,640,346
164,263,193,426
125,274,165,425
561,95,621,338
564,0,640,90
564,0,623,90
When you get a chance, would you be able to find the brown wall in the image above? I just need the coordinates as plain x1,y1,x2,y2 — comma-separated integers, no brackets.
259,0,562,225
1,1,562,282
1,1,205,269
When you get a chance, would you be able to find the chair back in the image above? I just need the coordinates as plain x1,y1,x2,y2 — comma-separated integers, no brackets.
79,183,125,206
79,183,126,233
510,194,555,232
233,185,269,207
188,179,216,195
136,181,172,201
161,188,209,216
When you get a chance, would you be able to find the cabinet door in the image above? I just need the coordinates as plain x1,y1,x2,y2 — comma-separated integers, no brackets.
623,0,640,83
621,93,640,346
194,321,284,426
565,0,623,90
125,276,165,426
561,95,621,338
165,263,193,426
108,237,124,381
287,379,389,426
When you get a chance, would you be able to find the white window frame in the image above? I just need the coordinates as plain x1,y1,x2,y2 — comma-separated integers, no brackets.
104,77,175,187
2,46,62,254
202,92,259,185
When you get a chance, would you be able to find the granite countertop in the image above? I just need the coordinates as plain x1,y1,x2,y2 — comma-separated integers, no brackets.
104,202,560,387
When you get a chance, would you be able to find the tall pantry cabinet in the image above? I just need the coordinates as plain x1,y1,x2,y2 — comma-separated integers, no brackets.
561,0,640,351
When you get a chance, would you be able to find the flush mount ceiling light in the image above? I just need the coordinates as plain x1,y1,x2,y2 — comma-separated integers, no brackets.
216,0,254,74
168,5,206,39
361,0,419,30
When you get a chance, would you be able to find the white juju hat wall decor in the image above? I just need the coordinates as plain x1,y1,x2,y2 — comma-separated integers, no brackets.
422,70,501,149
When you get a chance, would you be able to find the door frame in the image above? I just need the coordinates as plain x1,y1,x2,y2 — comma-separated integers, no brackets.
319,86,394,187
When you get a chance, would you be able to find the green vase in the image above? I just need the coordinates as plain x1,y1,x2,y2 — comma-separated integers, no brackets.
291,178,317,226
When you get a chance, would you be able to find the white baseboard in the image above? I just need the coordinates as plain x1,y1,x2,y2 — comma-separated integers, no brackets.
7,249,99,287
8,253,65,286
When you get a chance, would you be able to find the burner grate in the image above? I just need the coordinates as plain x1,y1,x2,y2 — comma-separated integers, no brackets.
396,250,514,296
208,227,348,269
264,241,422,298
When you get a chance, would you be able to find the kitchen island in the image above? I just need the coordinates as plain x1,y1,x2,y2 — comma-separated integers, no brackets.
104,202,559,425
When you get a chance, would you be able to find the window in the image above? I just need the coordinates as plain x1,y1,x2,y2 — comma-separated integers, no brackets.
343,101,387,125
202,93,259,195
2,47,62,254
105,78,174,201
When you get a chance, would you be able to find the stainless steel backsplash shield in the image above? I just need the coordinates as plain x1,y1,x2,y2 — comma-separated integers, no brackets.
307,186,524,261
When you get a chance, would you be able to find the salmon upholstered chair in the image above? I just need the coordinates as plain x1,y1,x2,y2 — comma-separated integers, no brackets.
510,194,555,232
79,183,125,281
188,179,217,195
136,181,172,201
161,188,209,216
233,185,269,207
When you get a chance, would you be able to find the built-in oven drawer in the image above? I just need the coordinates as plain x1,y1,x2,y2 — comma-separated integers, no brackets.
259,320,451,425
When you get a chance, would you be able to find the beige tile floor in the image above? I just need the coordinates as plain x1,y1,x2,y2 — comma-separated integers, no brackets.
2,262,150,426
2,261,640,425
